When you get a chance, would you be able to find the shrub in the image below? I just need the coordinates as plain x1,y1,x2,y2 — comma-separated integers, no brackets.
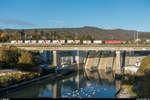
136,55,150,75
18,51,33,64
0,71,40,87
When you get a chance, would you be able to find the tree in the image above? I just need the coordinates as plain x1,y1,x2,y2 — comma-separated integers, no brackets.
86,35,93,40
20,30,25,40
62,34,74,40
31,29,38,40
0,49,9,62
0,33,7,42
51,31,61,40
0,30,3,34
7,50,19,63
9,31,21,41
0,47,19,64
18,51,33,64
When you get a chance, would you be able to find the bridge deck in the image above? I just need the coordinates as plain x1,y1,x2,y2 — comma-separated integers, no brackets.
1,43,150,51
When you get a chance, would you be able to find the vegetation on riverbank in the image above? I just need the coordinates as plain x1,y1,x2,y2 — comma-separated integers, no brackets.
0,46,58,89
0,46,40,88
0,71,40,88
136,54,150,76
133,54,150,97
0,46,40,70
121,85,136,97
122,55,150,98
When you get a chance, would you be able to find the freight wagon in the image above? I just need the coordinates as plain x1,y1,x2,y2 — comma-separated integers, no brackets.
11,40,17,44
93,40,102,44
83,40,92,44
25,40,31,44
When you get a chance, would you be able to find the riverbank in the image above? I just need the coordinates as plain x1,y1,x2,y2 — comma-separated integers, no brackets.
116,85,136,98
0,64,80,96
116,73,138,98
118,60,150,98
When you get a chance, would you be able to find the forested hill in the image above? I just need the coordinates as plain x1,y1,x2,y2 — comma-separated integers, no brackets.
1,26,150,41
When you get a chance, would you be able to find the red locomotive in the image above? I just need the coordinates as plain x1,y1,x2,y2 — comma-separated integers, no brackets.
105,40,122,44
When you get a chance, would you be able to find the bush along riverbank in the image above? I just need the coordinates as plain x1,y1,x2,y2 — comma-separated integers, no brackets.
0,71,40,88
0,65,58,89
0,64,76,96
0,46,56,94
0,46,77,96
0,46,40,70
121,54,150,98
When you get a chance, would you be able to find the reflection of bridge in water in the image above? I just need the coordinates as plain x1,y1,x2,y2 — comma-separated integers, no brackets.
52,66,121,98
84,68,121,92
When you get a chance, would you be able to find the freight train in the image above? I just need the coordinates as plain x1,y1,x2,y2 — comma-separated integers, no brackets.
10,40,125,44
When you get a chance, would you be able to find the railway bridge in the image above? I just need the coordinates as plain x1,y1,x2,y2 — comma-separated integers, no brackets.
1,43,150,75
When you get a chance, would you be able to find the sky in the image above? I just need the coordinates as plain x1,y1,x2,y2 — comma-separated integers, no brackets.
0,0,150,32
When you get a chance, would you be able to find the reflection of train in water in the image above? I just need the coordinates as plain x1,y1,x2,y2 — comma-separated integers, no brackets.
10,40,125,44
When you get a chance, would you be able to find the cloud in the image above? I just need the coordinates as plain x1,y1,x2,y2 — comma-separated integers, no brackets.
0,18,35,27
48,20,72,28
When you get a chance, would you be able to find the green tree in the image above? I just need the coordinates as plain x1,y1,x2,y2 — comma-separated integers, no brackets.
20,29,25,40
0,49,9,62
0,47,19,64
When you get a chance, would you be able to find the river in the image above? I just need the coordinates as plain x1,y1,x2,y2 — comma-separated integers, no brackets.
1,66,118,98
1,50,123,98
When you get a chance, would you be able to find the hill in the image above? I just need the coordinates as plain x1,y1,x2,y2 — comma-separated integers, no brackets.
1,26,150,40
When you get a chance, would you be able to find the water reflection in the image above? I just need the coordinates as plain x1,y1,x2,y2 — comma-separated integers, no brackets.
1,65,118,98
53,81,61,98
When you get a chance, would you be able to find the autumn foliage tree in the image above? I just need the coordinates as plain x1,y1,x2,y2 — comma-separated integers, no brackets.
0,33,7,42
8,31,21,40
18,51,33,64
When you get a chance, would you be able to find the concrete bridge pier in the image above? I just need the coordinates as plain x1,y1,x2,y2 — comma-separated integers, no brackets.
115,51,121,75
53,51,57,66
75,50,80,64
53,51,61,66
